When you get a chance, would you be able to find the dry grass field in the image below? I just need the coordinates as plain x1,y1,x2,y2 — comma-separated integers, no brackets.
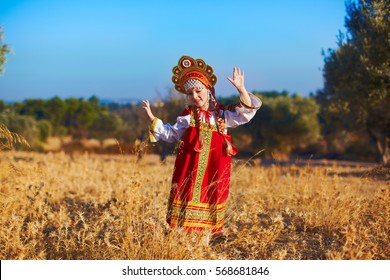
0,151,389,260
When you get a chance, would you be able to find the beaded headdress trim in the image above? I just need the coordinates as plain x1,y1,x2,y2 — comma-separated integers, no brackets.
172,55,217,94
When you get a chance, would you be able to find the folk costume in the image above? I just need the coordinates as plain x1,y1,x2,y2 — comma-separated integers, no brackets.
149,56,261,233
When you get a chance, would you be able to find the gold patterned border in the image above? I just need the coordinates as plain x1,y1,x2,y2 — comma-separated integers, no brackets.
192,129,212,203
168,199,226,229
189,118,218,131
169,199,226,210
169,217,224,229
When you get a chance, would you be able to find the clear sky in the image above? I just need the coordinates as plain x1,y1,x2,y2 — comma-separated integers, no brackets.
0,0,347,101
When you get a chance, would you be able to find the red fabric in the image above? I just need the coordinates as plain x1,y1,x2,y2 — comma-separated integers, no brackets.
166,125,233,233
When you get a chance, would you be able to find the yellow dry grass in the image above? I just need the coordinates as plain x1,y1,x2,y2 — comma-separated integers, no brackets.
0,122,30,150
0,151,389,260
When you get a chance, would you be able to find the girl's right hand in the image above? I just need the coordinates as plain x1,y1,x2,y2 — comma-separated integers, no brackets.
142,100,156,122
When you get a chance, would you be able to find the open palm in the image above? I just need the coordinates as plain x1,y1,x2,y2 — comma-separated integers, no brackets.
227,67,245,90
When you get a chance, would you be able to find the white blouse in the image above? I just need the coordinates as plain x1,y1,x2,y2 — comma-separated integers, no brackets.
150,93,262,143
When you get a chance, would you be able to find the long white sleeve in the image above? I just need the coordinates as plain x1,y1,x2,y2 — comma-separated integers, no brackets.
149,114,190,143
149,93,261,143
225,93,262,128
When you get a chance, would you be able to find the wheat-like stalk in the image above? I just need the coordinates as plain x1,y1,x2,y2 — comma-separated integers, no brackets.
0,122,30,150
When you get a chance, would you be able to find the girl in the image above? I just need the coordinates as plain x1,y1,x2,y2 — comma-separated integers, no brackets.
142,55,261,233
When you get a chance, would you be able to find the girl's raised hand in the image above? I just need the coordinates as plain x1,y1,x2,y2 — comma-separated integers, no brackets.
227,67,246,91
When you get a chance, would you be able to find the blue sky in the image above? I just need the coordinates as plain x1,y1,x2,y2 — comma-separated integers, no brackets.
0,0,347,101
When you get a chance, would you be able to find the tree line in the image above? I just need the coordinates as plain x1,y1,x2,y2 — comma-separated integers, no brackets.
0,91,374,162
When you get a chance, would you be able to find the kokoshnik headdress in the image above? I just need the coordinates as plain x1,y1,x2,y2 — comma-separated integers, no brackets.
172,56,217,94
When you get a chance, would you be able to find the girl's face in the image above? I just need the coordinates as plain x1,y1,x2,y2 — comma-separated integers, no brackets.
187,87,209,109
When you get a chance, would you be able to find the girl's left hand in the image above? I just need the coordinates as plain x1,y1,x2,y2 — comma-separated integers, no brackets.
227,67,245,91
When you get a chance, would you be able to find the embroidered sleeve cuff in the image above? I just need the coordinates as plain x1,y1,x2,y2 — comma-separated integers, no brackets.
149,117,159,142
236,93,262,113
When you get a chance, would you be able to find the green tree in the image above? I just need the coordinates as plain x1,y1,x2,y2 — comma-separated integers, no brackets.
37,119,52,142
76,100,97,137
248,93,321,157
317,0,390,164
63,98,96,138
89,111,123,141
0,112,37,149
0,27,11,74
17,99,47,119
0,100,6,112
46,96,67,135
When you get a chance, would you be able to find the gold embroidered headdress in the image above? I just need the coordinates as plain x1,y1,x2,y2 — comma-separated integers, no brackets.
172,55,217,94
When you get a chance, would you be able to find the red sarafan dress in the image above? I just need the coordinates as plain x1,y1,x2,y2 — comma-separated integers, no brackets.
149,93,261,233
